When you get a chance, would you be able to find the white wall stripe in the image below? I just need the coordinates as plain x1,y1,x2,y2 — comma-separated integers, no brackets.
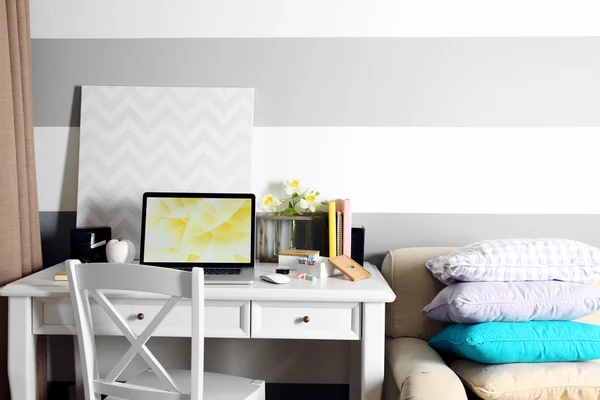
36,127,600,214
252,127,600,214
34,127,80,212
31,0,600,39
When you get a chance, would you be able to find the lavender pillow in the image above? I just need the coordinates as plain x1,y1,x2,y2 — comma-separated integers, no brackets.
423,281,600,324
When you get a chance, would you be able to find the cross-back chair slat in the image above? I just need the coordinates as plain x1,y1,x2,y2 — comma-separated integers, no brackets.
90,290,182,392
66,259,204,400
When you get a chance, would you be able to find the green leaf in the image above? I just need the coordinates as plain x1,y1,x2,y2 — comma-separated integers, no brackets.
283,207,296,216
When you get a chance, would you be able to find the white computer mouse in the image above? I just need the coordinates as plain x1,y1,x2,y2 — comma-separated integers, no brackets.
260,273,290,284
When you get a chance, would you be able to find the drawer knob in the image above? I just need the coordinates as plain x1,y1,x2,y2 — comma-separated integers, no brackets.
136,313,145,320
302,316,310,323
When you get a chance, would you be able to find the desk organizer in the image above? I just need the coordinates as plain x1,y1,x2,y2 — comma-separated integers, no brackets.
296,260,342,278
278,249,320,268
277,249,342,278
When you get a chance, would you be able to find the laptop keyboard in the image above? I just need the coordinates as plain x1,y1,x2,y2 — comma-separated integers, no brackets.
204,268,241,275
172,266,242,275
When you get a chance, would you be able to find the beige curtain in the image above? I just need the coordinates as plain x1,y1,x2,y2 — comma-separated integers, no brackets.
0,0,45,399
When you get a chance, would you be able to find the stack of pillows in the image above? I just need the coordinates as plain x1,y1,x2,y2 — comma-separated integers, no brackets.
422,238,600,364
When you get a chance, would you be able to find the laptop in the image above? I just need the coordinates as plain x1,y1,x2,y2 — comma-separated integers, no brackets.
139,192,256,284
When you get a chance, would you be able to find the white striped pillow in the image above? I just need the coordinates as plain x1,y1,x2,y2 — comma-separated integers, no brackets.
425,238,600,285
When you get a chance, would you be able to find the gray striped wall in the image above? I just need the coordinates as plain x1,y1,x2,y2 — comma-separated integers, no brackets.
32,32,600,397
34,37,600,268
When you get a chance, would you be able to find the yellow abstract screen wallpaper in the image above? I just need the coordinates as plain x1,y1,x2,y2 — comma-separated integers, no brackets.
143,197,252,263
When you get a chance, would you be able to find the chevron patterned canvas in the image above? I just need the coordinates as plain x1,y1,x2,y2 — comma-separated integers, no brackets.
76,86,254,256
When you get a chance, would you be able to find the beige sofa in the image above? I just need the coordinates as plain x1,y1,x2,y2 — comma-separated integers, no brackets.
380,246,600,400
381,247,468,400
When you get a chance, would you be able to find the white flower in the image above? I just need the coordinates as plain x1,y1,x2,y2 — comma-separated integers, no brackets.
260,194,281,212
299,190,319,213
285,179,301,195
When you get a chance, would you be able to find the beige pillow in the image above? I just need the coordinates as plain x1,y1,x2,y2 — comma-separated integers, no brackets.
452,359,600,400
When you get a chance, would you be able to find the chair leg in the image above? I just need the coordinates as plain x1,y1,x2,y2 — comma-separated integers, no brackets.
73,336,84,400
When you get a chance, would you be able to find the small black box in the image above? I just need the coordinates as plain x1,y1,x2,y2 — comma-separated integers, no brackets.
351,226,365,266
70,226,111,263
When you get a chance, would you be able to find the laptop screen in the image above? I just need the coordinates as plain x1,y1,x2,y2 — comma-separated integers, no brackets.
140,192,255,268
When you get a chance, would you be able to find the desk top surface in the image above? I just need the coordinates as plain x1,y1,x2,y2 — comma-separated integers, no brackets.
0,262,396,303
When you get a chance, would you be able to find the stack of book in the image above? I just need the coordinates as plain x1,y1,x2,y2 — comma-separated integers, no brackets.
326,199,366,265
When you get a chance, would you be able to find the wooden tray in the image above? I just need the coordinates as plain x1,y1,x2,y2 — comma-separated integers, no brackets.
328,255,371,281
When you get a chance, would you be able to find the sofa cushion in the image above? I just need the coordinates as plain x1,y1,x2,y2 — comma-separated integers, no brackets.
382,247,456,340
425,238,600,285
451,358,600,400
422,281,600,323
386,337,467,400
429,320,600,364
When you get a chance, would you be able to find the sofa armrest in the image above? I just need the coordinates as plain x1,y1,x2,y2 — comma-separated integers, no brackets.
386,337,467,400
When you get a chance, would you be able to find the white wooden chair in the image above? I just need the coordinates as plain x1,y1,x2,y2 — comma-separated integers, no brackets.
65,259,265,400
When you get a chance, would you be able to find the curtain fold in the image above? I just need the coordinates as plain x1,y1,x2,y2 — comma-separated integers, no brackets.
1,0,45,398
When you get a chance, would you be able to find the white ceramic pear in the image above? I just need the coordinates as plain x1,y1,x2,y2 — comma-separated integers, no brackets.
106,238,135,263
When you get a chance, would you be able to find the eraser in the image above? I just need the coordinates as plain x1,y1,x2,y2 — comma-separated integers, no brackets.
306,274,317,282
295,273,307,279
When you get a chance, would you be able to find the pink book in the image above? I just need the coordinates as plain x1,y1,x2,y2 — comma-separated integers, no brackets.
335,199,352,256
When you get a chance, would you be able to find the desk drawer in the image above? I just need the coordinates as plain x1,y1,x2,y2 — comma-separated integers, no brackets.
34,299,250,338
251,301,361,340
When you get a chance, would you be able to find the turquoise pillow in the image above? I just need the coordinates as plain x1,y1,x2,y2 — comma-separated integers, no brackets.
429,321,600,364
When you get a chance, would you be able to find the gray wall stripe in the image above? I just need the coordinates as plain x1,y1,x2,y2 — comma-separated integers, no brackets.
32,37,600,128
40,211,600,268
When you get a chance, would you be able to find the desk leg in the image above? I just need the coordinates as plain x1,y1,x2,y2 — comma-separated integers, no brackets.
350,340,362,400
360,302,385,400
8,297,36,400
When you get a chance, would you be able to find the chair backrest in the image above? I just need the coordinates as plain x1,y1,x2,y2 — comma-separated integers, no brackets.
66,259,204,400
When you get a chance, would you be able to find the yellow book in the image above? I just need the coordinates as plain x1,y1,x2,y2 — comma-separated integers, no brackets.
328,201,336,257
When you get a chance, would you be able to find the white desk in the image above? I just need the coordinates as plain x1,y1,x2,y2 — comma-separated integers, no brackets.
0,261,395,400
